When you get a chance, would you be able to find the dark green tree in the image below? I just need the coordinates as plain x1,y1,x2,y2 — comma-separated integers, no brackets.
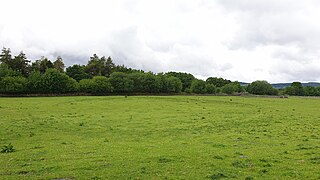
0,63,21,79
85,54,115,77
190,79,206,94
0,76,26,94
140,72,161,93
66,64,90,81
165,72,195,92
247,80,278,95
105,56,115,76
109,72,134,93
221,83,238,94
91,76,113,94
53,56,65,72
26,71,44,93
12,51,30,77
31,57,54,73
41,69,77,93
205,83,217,94
304,86,318,96
79,79,95,93
285,82,304,96
164,76,182,93
128,72,145,92
0,47,12,65
206,77,231,87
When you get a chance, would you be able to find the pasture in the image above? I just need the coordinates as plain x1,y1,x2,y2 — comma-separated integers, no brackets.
0,96,319,179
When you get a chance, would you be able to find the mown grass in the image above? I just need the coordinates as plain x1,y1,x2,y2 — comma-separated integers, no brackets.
0,96,319,179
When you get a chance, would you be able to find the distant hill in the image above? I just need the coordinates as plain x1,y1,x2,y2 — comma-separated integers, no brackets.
240,82,320,89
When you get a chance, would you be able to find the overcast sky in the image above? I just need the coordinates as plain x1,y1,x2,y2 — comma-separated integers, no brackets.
1,0,320,83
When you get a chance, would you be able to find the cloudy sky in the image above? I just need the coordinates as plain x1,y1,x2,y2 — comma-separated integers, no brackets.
1,0,320,83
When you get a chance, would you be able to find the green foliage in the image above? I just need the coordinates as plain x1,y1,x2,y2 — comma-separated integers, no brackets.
109,72,134,93
79,79,95,93
66,64,90,81
304,86,319,96
0,49,30,77
91,76,113,94
164,76,182,93
85,54,115,77
113,65,143,74
206,77,231,87
2,47,320,96
221,83,238,94
0,76,26,94
128,72,145,92
285,82,305,96
247,81,278,95
53,56,65,72
11,52,30,77
79,77,112,94
31,57,54,73
190,79,206,94
1,143,15,153
0,63,22,79
140,73,161,93
41,69,78,93
26,71,44,93
165,72,195,92
0,47,12,65
205,83,217,94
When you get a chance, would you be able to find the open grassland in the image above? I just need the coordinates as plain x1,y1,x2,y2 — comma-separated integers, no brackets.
0,96,319,179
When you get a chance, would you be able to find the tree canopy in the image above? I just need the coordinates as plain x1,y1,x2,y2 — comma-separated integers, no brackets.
1,47,319,96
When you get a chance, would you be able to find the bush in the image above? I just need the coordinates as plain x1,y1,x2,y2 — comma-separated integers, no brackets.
1,143,15,153
221,83,238,94
165,76,182,93
26,71,44,93
247,80,278,95
190,79,206,94
205,83,217,94
0,76,26,94
284,82,304,96
91,76,113,94
140,73,161,93
109,72,134,93
79,79,95,93
42,69,78,93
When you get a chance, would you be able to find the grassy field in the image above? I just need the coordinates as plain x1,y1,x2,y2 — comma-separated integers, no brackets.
0,96,319,179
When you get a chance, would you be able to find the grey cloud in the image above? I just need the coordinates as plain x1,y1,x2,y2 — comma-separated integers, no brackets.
163,44,233,77
218,0,320,50
269,60,320,82
217,0,320,82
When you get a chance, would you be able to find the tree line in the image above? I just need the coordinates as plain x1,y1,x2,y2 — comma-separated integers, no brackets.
0,47,318,96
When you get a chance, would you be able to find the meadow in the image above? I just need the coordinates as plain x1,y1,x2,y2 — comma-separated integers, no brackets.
0,96,319,179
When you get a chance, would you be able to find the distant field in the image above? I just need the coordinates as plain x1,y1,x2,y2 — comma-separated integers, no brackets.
0,96,319,179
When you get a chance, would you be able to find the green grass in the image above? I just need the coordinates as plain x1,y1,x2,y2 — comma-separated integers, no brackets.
0,96,319,179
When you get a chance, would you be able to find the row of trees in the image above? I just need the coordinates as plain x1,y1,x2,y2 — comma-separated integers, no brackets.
281,82,320,96
1,47,317,96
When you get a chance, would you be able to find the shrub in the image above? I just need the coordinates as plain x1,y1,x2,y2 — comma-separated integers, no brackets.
91,76,113,94
247,80,278,95
26,71,44,93
221,83,236,94
190,79,206,94
1,143,15,153
41,68,78,93
79,79,95,93
0,76,26,94
109,72,134,93
205,83,217,94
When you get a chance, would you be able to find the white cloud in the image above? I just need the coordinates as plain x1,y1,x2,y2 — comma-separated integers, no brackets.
1,0,320,83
